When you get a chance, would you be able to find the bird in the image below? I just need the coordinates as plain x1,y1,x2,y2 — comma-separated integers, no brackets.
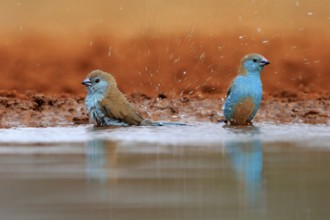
222,53,270,125
81,69,185,127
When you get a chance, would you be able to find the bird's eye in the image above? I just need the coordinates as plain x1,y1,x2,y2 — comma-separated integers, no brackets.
253,59,257,62
95,79,100,83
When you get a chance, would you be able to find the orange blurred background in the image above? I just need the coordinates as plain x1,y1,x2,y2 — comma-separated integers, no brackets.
0,0,329,97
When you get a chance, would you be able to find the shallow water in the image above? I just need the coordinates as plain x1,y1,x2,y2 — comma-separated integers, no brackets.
0,123,330,220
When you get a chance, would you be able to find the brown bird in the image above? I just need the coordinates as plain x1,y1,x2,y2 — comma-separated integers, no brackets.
82,70,185,127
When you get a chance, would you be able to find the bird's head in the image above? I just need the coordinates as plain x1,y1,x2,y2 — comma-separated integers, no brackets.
82,70,117,95
238,53,270,75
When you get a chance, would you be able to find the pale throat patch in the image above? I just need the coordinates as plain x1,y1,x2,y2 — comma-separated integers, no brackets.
231,97,255,125
85,91,106,123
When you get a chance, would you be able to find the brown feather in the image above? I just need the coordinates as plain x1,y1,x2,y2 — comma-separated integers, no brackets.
88,70,145,126
101,90,144,125
231,97,255,125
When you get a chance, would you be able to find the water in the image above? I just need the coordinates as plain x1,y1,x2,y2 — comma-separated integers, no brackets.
0,123,329,220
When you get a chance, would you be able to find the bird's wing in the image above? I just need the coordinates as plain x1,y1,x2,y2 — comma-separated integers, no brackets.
226,86,231,98
101,92,144,126
226,78,238,98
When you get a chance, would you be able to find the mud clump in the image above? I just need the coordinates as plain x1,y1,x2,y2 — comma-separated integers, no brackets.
302,110,329,124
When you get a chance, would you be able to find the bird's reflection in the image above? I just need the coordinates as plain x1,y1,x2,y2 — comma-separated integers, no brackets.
224,125,266,211
85,139,118,184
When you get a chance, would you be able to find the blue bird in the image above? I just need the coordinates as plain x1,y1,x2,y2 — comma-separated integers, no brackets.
223,54,270,125
82,70,185,127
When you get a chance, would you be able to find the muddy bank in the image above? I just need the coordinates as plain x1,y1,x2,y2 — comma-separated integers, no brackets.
1,32,329,128
0,91,329,128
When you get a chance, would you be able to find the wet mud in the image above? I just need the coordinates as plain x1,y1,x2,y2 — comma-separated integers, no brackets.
0,91,329,128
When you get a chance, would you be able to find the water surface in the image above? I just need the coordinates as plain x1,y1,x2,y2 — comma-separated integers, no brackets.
0,123,329,220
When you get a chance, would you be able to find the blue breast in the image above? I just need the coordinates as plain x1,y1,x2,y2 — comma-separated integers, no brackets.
223,74,262,122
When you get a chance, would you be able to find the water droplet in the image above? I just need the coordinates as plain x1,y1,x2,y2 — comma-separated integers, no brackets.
199,52,206,61
107,46,112,56
173,57,181,64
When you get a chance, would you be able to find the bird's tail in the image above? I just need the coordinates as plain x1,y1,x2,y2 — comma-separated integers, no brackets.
151,121,186,126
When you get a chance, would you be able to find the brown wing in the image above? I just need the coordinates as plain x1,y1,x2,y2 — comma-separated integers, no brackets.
101,91,144,126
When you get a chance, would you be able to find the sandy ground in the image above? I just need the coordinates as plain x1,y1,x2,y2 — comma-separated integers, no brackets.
0,90,329,128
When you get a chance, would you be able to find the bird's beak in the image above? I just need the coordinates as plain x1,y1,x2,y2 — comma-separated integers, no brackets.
259,58,270,66
82,78,92,86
